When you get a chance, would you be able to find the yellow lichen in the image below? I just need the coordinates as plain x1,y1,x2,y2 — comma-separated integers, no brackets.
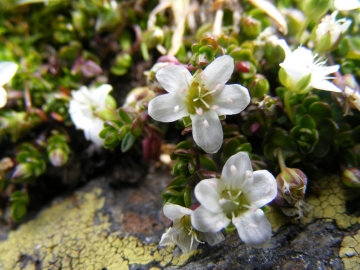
0,188,197,269
340,230,360,270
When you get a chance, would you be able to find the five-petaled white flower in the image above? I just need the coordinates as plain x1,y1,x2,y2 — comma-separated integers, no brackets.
313,11,351,52
159,203,224,253
278,39,341,94
69,84,113,147
148,55,250,153
191,152,277,248
0,61,18,108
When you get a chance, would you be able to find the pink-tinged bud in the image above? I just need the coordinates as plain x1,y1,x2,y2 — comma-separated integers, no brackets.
342,168,360,188
157,55,179,64
81,60,103,78
276,167,308,206
235,61,250,73
49,149,68,167
142,135,162,163
11,163,33,183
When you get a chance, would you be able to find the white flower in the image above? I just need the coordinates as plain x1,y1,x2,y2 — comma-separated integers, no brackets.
159,203,224,253
313,11,351,52
191,152,277,248
69,84,113,147
148,55,250,153
278,39,341,94
334,0,360,10
0,62,18,108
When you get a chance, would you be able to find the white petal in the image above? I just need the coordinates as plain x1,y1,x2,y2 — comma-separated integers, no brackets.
159,228,174,246
173,226,199,253
194,179,223,214
214,84,250,116
69,99,94,130
313,65,339,77
310,80,342,92
233,209,272,248
277,39,292,58
191,205,230,233
90,84,113,107
221,152,253,192
85,118,105,147
148,94,188,122
246,170,277,208
203,55,234,91
190,110,223,153
0,62,18,86
163,203,192,220
0,87,7,108
156,65,192,95
202,231,225,246
334,0,360,10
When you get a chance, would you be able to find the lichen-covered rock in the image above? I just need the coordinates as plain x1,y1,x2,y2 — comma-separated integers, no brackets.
0,170,359,269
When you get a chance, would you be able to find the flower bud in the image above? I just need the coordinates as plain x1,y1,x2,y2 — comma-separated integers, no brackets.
142,135,162,163
311,11,351,53
143,27,164,49
81,60,103,78
49,149,68,167
123,87,155,112
241,16,261,38
276,167,308,205
342,168,360,188
11,163,33,183
282,8,306,37
248,74,270,99
258,95,278,116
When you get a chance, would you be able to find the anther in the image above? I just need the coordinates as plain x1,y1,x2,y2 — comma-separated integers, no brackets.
245,170,253,179
230,165,237,175
227,99,233,104
215,84,223,91
203,119,209,128
201,74,208,80
212,105,219,110
196,107,203,116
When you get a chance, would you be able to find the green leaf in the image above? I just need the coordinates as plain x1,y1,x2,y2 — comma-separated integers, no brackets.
11,203,27,222
168,176,188,187
317,119,339,141
302,95,320,109
171,141,193,160
118,108,132,124
184,187,191,207
308,102,332,124
163,188,183,197
299,115,316,129
222,138,241,158
313,139,329,158
199,155,218,171
121,132,136,152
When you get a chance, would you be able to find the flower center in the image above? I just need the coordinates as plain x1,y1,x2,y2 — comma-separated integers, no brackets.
186,79,214,115
219,189,250,218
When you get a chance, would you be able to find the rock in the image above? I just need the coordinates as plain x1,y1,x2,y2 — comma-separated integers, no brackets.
0,168,359,269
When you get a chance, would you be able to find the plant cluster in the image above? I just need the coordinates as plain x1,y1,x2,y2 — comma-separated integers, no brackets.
1,0,360,253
